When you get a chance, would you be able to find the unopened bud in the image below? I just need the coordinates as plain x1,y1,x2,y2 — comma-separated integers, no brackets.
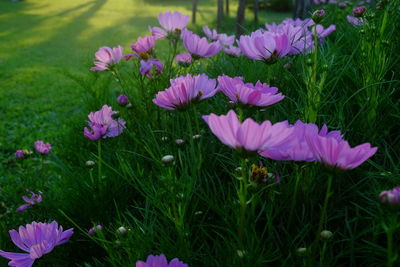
353,6,366,17
192,134,201,140
126,103,133,109
312,9,325,23
161,136,169,142
117,94,129,106
161,155,174,165
320,230,333,240
85,160,96,168
296,247,307,255
117,226,128,235
175,139,185,146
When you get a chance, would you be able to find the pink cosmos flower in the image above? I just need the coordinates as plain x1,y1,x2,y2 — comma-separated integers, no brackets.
379,187,400,206
237,30,290,63
90,46,123,71
223,45,241,57
0,221,73,267
176,52,193,66
217,33,235,47
305,126,377,170
182,29,222,59
136,254,188,267
158,11,189,33
16,191,42,213
153,74,217,110
217,75,284,107
125,36,156,60
84,105,126,140
140,58,164,78
203,25,219,40
202,110,293,154
149,26,168,40
34,141,52,155
260,121,343,162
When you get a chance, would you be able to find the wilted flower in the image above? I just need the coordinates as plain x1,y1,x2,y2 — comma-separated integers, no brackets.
153,74,217,110
140,58,164,78
182,29,222,59
0,221,73,267
84,105,126,141
379,187,400,206
90,46,123,71
136,254,188,267
202,110,293,155
88,225,103,235
15,150,25,159
238,30,290,63
34,140,52,154
353,6,366,17
217,75,284,107
117,94,129,106
16,191,42,213
176,52,192,66
305,126,377,170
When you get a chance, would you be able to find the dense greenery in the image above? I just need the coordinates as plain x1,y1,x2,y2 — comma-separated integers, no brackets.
1,0,399,266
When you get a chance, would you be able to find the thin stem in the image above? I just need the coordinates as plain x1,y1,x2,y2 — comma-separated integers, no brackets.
97,139,102,182
288,165,302,227
237,159,248,245
317,174,333,238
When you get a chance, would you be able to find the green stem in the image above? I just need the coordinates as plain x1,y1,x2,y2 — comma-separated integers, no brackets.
97,139,102,182
237,160,248,245
317,174,333,238
387,227,393,267
288,165,302,227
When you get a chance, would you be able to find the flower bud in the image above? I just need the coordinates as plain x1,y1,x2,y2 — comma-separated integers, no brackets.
306,58,313,66
312,9,325,23
15,150,25,159
85,160,96,168
379,186,400,206
192,134,201,140
338,2,346,9
237,250,246,258
322,64,329,71
175,139,185,146
117,226,128,235
161,155,174,165
161,136,169,142
296,247,307,255
320,230,333,240
88,225,103,235
353,6,366,17
117,94,129,106
126,103,133,109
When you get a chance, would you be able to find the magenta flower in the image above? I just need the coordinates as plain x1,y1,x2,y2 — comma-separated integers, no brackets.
16,191,42,213
90,46,123,71
15,150,25,159
0,221,73,267
158,11,189,33
223,45,241,57
140,58,164,78
88,225,103,235
117,94,129,106
84,105,126,141
202,110,293,154
260,121,342,162
347,15,365,27
125,36,156,60
267,23,313,55
136,254,188,267
217,75,284,107
153,74,217,110
305,126,377,170
182,29,222,59
238,30,290,63
379,187,400,206
176,52,192,66
353,6,366,17
34,140,52,155
203,26,218,40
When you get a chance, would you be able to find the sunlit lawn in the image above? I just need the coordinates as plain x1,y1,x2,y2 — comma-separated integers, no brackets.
0,0,289,158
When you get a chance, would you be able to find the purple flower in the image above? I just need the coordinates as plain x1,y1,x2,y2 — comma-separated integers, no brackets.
202,110,293,154
16,191,42,213
15,150,25,159
238,30,290,63
140,58,164,78
84,105,126,141
217,33,235,47
153,74,217,110
338,2,347,8
34,140,52,155
176,52,192,66
0,221,73,267
379,187,400,206
149,26,168,40
136,254,188,267
305,126,377,170
353,6,366,17
347,15,365,27
88,225,103,235
125,36,156,60
223,45,241,57
158,11,189,33
90,46,123,71
315,24,336,38
203,26,218,40
267,23,313,55
117,94,129,106
260,121,342,162
182,29,222,59
217,75,284,107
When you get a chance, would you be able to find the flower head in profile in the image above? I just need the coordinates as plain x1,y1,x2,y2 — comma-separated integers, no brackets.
175,52,192,66
34,141,52,155
379,187,400,207
0,221,73,267
136,254,188,267
182,29,222,59
217,75,284,107
125,36,156,60
90,46,123,71
203,26,218,40
238,30,290,63
84,105,126,141
260,121,342,162
16,191,42,213
347,15,365,27
202,110,293,155
224,45,241,57
158,11,189,33
305,126,377,170
140,58,164,78
153,74,217,110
